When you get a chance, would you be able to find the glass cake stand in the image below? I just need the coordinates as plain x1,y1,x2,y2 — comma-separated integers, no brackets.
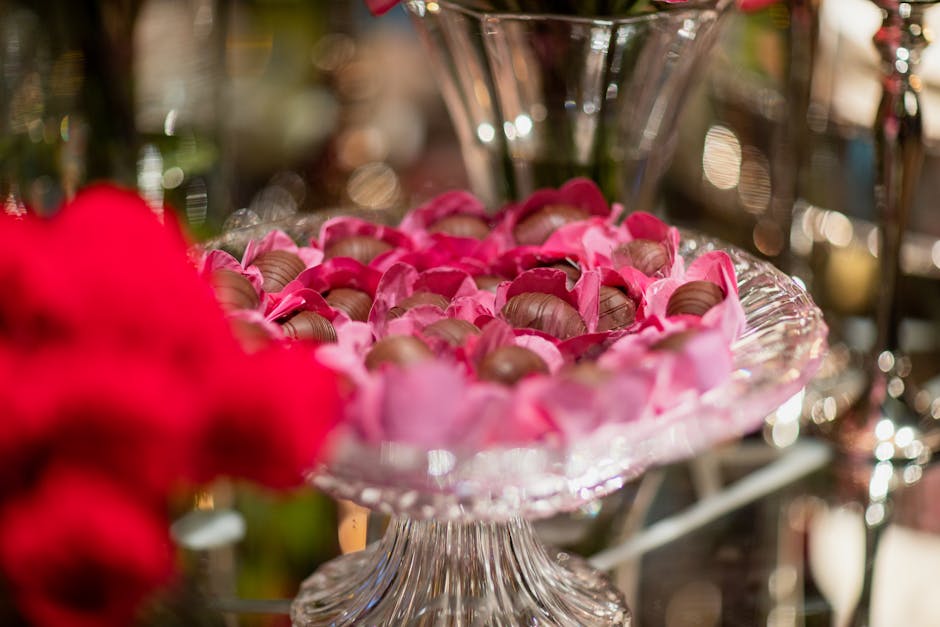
265,231,826,627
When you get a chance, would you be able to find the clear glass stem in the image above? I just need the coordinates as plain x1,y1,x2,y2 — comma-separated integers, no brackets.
291,516,630,626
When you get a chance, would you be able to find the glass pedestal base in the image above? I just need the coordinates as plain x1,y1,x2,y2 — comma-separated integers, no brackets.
290,517,630,626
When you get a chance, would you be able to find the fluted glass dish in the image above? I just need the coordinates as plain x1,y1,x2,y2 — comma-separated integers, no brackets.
206,220,826,626
310,231,827,521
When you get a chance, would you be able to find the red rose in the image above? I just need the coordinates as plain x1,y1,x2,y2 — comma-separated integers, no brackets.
190,346,341,489
0,349,196,502
0,469,173,627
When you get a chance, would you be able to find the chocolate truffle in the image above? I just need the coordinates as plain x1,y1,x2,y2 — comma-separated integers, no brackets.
364,335,433,370
666,281,725,317
324,287,373,322
597,286,636,332
513,204,589,246
544,261,581,289
474,275,504,293
651,329,699,352
388,292,450,319
478,345,549,385
280,311,337,343
429,214,490,240
422,319,480,346
230,318,272,352
210,269,259,312
501,292,587,340
323,235,393,265
252,250,305,293
613,239,668,276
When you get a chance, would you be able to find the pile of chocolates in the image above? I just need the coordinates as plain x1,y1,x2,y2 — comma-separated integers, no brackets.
201,179,745,447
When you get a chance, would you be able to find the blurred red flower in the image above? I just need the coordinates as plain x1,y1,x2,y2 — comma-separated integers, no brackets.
0,184,341,627
0,469,173,627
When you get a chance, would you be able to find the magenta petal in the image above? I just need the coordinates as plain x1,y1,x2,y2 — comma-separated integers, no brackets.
242,229,297,267
399,190,488,233
318,217,414,256
291,258,382,297
497,267,580,311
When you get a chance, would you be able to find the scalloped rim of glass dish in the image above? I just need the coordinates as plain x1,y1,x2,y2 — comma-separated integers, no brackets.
410,0,735,22
310,232,828,522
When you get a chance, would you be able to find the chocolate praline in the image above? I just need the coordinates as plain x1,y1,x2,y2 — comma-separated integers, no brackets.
478,345,549,385
388,292,450,319
513,204,589,246
597,286,636,332
210,269,259,312
364,336,433,370
651,329,699,352
543,261,581,289
324,287,373,322
666,281,725,317
429,214,490,240
501,292,587,340
280,311,337,343
474,275,504,293
614,239,668,277
422,319,480,346
323,235,393,265
252,250,306,293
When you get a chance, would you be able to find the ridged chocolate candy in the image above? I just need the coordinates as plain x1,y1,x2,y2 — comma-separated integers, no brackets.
597,286,636,332
230,318,272,352
478,345,549,385
365,335,433,370
210,269,259,312
324,288,373,322
323,235,393,265
280,311,337,343
388,292,450,319
666,281,725,317
501,292,587,340
513,204,589,246
422,319,480,346
474,275,504,293
651,330,698,352
429,214,490,240
544,261,581,289
614,239,668,276
252,250,305,293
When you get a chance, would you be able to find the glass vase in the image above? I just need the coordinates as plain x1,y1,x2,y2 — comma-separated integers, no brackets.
405,0,733,209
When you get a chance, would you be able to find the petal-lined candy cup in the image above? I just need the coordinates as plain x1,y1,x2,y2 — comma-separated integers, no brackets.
477,345,550,385
279,311,338,343
349,361,506,448
420,318,481,348
319,217,414,269
557,332,621,363
371,264,480,334
388,292,450,319
364,335,434,371
541,219,622,269
612,240,669,278
644,251,744,342
396,235,498,273
493,246,583,289
399,190,489,234
251,250,307,294
494,267,602,340
209,268,261,313
288,258,382,323
291,258,382,296
498,178,611,247
242,229,323,269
